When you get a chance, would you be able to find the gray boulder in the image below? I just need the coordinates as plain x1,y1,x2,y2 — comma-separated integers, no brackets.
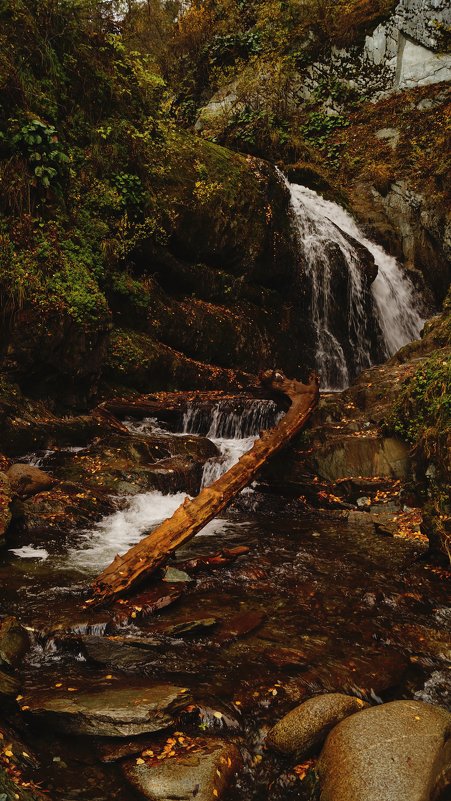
266,693,367,756
318,700,451,801
21,683,191,737
123,738,242,801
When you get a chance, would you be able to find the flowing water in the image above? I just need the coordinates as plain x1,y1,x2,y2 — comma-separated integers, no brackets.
288,183,424,389
0,399,450,801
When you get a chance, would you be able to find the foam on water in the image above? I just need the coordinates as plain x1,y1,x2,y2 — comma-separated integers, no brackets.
10,545,49,560
67,491,188,572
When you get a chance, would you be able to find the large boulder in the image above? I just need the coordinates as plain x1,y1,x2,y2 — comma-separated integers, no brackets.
312,435,411,481
7,463,55,498
21,683,191,737
317,700,451,801
266,693,368,756
122,737,242,801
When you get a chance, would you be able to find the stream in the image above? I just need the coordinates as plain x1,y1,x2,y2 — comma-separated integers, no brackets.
0,399,450,801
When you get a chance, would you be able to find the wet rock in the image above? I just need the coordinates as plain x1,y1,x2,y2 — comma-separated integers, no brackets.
0,471,11,542
81,636,163,671
112,584,184,626
12,482,115,543
214,610,265,645
178,701,241,733
264,647,309,670
0,667,20,697
356,496,371,509
317,700,451,801
153,617,218,637
122,737,242,801
57,433,217,497
7,464,55,498
162,566,193,583
283,649,409,703
429,737,451,801
21,684,191,737
0,616,30,667
312,435,410,481
267,693,368,756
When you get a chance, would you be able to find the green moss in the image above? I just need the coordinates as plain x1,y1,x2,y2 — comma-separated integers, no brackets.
387,347,451,561
388,354,450,453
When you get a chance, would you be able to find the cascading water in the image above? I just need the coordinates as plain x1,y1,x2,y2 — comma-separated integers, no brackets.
183,399,281,487
62,400,280,572
288,182,424,389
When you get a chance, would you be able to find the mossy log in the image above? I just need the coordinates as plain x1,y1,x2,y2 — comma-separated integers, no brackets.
91,370,319,605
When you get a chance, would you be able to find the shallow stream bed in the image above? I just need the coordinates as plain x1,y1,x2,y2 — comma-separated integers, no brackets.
0,406,450,800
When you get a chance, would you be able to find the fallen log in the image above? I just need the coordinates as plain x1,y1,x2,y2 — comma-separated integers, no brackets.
91,370,319,605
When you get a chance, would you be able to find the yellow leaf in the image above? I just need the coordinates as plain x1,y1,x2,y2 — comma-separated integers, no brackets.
213,711,223,719
5,750,13,757
136,758,145,765
213,791,218,798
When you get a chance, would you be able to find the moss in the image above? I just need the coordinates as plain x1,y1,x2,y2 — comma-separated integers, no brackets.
386,344,451,560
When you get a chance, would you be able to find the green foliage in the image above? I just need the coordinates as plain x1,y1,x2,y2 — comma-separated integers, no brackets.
112,172,147,214
11,118,69,189
301,111,349,168
0,224,109,330
388,355,451,453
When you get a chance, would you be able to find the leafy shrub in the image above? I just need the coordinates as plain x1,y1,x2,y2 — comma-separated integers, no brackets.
11,119,69,189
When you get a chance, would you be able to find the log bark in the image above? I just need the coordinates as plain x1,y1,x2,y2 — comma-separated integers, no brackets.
91,370,319,605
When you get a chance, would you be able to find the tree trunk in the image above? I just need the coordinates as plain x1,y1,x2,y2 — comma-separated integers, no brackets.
91,370,319,605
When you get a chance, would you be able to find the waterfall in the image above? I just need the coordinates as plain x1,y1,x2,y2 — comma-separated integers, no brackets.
288,182,424,389
183,399,281,486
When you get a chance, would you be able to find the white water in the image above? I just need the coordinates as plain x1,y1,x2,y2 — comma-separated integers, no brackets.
288,183,424,388
9,545,49,560
57,400,279,573
183,399,280,487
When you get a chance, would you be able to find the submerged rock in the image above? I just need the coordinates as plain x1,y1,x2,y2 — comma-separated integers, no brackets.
21,684,191,737
0,616,30,667
122,737,242,801
0,667,20,697
267,693,367,757
317,700,451,801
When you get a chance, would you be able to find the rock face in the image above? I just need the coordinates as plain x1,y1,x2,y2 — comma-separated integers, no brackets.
7,463,55,498
318,700,451,801
21,684,191,737
266,693,368,756
123,738,242,801
312,435,410,481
